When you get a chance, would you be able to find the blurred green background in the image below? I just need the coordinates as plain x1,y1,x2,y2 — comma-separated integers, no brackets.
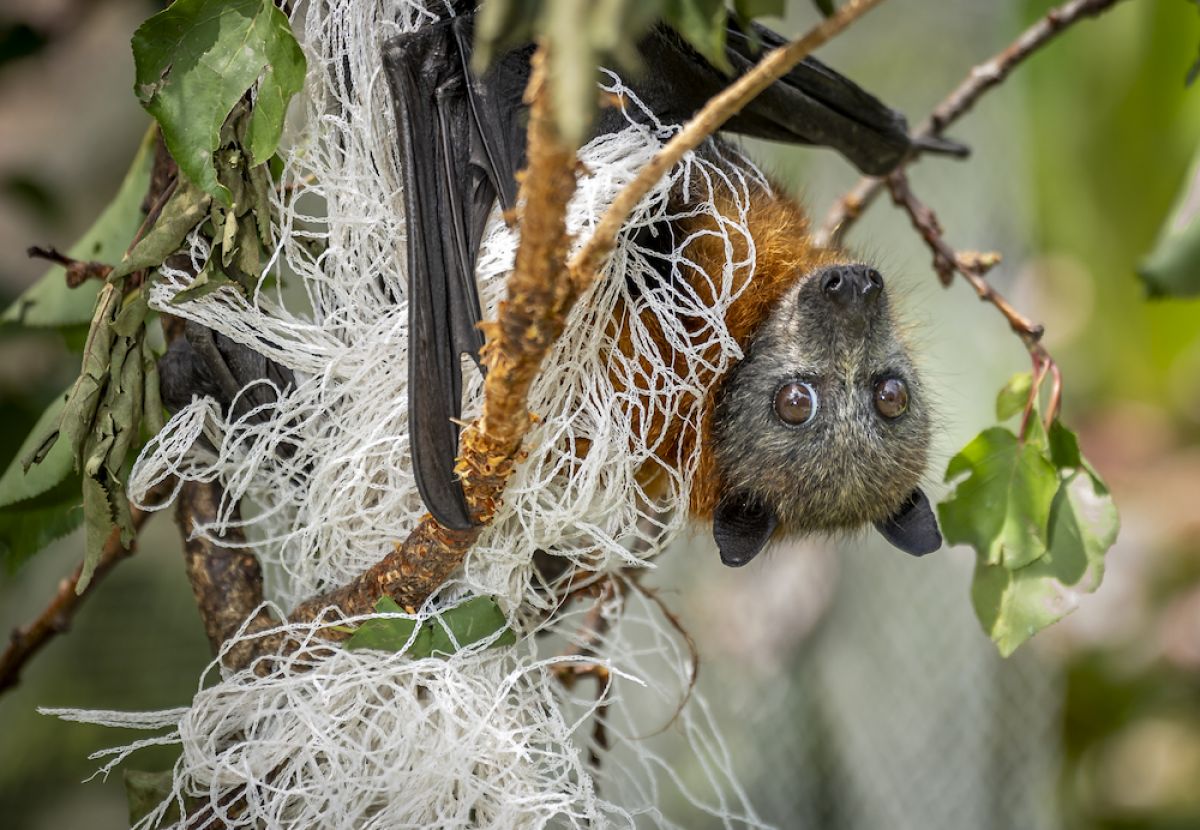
1,0,1198,828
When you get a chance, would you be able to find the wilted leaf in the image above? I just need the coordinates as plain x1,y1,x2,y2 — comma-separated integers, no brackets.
1139,146,1200,297
2,127,155,328
79,474,114,591
132,0,305,205
939,427,1059,570
143,338,165,438
995,371,1032,421
345,596,515,657
171,255,235,305
971,471,1117,656
0,390,73,509
108,176,211,283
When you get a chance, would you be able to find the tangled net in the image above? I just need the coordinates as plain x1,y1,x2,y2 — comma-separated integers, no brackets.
47,1,781,827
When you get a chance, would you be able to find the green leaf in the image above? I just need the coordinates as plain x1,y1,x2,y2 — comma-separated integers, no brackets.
1138,145,1200,297
2,127,155,329
995,371,1033,421
345,596,515,657
344,597,422,653
0,497,83,574
663,0,731,72
939,427,1059,570
810,0,836,16
971,472,1117,656
131,0,306,206
0,390,73,509
423,595,517,657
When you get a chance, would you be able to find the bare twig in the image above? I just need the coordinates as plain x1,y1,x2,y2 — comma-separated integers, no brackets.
0,480,173,694
572,0,889,280
886,171,1061,430
815,0,1130,249
26,245,112,287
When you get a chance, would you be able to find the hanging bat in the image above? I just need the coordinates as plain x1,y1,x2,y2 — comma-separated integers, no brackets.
384,7,947,566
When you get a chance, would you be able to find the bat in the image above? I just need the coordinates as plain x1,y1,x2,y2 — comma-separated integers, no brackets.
384,6,946,565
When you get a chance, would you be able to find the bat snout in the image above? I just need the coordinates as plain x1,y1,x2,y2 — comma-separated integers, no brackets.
818,264,883,310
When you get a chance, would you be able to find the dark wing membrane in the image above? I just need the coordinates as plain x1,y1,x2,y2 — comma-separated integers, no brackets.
594,19,915,175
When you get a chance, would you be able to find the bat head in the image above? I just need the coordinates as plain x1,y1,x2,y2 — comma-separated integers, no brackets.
710,262,940,566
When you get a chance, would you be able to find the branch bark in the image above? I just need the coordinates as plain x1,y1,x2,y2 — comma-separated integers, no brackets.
814,0,1130,249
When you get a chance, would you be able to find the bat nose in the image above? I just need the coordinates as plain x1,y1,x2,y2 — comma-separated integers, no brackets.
819,265,883,308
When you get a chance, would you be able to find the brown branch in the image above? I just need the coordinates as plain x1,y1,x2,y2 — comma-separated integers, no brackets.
176,480,282,668
571,0,889,281
886,171,1061,429
815,0,1130,249
290,43,579,626
0,480,173,694
26,245,112,287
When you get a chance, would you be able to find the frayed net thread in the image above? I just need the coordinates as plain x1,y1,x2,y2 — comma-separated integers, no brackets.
72,0,776,826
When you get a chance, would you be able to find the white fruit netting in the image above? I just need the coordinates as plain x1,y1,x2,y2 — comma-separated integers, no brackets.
46,1,775,827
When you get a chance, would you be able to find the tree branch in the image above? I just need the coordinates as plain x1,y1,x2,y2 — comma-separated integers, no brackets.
814,0,1130,249
886,170,1061,430
176,480,281,667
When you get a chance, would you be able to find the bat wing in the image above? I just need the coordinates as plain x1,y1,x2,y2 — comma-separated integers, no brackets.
597,19,959,175
383,18,527,530
384,12,956,530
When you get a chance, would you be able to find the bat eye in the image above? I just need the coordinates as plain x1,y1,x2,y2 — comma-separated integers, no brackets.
874,377,909,419
774,381,818,426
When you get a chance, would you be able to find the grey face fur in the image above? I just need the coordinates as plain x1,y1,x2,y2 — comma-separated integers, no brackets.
711,263,936,561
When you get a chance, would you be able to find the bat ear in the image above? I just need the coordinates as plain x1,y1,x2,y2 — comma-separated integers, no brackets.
713,492,778,568
874,488,941,556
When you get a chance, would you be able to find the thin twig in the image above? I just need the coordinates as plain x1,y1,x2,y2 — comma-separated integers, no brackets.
886,171,1060,430
815,0,1130,249
26,245,112,287
571,0,889,281
0,480,172,694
